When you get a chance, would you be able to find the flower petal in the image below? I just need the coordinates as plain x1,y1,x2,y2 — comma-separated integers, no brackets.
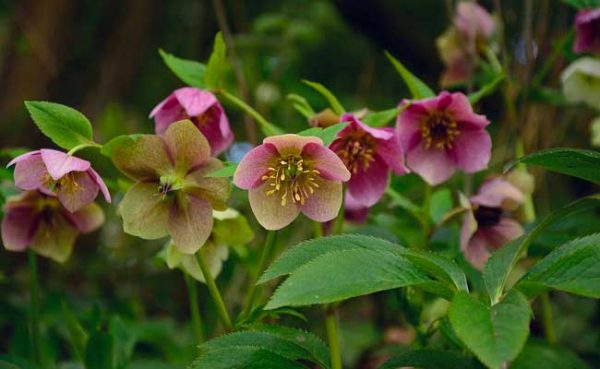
168,194,213,254
470,178,524,211
163,120,211,175
11,151,49,191
340,113,394,140
375,129,409,175
1,200,37,251
109,135,173,180
174,87,219,117
40,149,91,180
29,213,78,263
478,217,524,250
302,143,350,182
264,134,322,156
150,92,186,134
464,232,491,270
184,158,231,210
56,171,99,213
196,104,234,156
89,168,111,203
445,92,490,129
448,128,491,173
347,157,389,207
119,182,170,240
248,184,300,230
300,177,343,222
460,207,478,253
406,145,456,185
233,143,279,189
64,202,105,233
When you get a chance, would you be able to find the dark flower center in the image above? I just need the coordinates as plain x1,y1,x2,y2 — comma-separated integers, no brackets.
421,113,460,149
43,172,81,194
474,205,503,227
189,106,219,127
261,155,320,206
336,130,377,174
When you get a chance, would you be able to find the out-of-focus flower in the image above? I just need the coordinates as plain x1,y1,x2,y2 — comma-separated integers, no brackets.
344,191,369,223
330,114,408,207
437,29,473,88
309,108,340,128
460,178,524,269
108,120,230,254
591,115,600,147
574,8,600,54
164,208,254,283
8,149,111,213
453,1,495,45
561,57,600,110
149,87,234,156
396,92,491,185
1,190,104,262
226,142,254,163
233,134,350,230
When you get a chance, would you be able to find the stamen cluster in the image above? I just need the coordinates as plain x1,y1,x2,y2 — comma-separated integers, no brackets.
421,113,460,149
336,131,376,174
261,155,320,206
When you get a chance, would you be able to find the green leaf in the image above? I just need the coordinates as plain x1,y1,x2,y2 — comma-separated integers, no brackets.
318,122,348,145
379,349,477,369
517,233,600,298
449,290,531,369
100,134,142,158
61,301,88,361
302,80,345,115
190,347,305,369
287,93,316,119
507,148,600,184
205,32,228,89
85,331,114,369
206,163,238,178
429,188,453,224
559,0,600,9
25,101,95,150
511,339,592,369
468,75,505,105
483,194,600,304
384,51,435,99
362,107,400,127
297,127,322,137
159,49,206,88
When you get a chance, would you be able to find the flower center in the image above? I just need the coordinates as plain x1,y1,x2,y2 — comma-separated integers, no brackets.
44,173,81,194
157,175,183,197
421,113,460,149
187,106,219,127
335,131,376,174
261,155,320,206
474,205,503,227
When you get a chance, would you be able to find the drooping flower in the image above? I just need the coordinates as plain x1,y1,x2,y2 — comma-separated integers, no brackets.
233,134,350,230
561,57,600,110
8,149,111,213
108,120,230,254
149,87,234,156
574,8,600,54
330,114,408,207
1,190,104,262
396,92,491,185
453,1,495,45
460,178,524,269
344,191,369,223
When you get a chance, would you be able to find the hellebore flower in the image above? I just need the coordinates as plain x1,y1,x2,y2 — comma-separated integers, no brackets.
396,92,491,185
150,87,234,156
453,1,495,45
8,149,111,213
330,114,408,207
1,190,104,262
108,120,230,254
437,29,473,88
574,8,600,54
460,178,524,269
164,208,254,283
344,191,369,223
561,57,600,110
233,134,351,230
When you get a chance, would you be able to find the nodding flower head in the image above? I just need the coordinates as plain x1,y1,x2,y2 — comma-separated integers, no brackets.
574,8,600,54
233,134,350,230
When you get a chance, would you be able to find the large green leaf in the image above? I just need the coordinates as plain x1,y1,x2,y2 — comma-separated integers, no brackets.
204,32,228,89
85,331,114,369
517,233,600,298
302,80,345,115
25,101,95,150
511,339,591,369
448,291,531,369
159,49,206,88
507,148,600,184
379,349,478,369
190,347,305,369
384,51,435,99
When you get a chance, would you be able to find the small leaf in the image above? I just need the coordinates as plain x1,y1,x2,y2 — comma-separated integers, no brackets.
302,80,345,115
25,101,95,150
506,148,600,184
511,339,592,369
429,188,453,224
361,107,400,127
206,163,238,178
468,74,505,105
159,49,206,88
287,93,316,119
297,127,322,137
100,134,142,158
384,51,435,99
85,331,114,369
318,122,348,145
449,290,531,369
205,32,228,89
379,349,477,369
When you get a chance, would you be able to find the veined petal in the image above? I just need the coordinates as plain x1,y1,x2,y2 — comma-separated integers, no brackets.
464,232,491,271
12,151,49,191
150,93,186,134
340,114,394,140
163,120,211,175
406,145,456,185
459,207,478,252
168,194,213,254
174,87,219,117
448,129,491,173
233,143,279,189
30,213,78,263
1,200,37,251
376,131,409,175
470,178,524,211
119,182,170,240
64,202,105,233
88,168,111,203
302,143,350,182
56,171,99,213
40,149,91,180
445,92,490,129
184,158,231,210
264,134,322,156
248,184,300,230
109,134,173,180
347,157,389,207
300,177,343,222
478,217,524,250
197,104,234,156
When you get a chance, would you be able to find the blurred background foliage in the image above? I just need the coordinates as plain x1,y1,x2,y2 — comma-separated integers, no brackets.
0,0,598,368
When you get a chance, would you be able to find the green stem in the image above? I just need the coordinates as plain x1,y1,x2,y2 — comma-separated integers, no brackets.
333,189,346,235
540,292,557,344
28,251,41,366
325,305,343,369
516,138,536,223
241,230,277,318
312,221,323,238
67,142,102,156
218,90,282,136
421,183,432,248
185,274,205,343
196,252,233,331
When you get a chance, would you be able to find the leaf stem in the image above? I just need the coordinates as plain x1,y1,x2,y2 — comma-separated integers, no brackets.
218,89,283,137
333,188,346,235
325,305,343,369
185,273,205,343
241,230,277,318
28,251,42,366
196,251,232,331
540,292,557,344
67,142,102,156
313,221,324,238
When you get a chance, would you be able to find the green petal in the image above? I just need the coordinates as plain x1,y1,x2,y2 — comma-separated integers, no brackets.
184,158,231,210
119,182,171,240
168,194,213,254
212,211,254,246
109,135,173,181
30,214,78,263
163,120,211,176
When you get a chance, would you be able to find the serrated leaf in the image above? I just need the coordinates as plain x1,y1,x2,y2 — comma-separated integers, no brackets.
468,75,505,105
206,163,238,178
205,32,228,89
190,347,305,369
379,349,477,369
361,107,400,127
85,331,114,369
25,101,95,150
517,233,600,298
506,148,600,184
302,80,345,115
511,339,591,369
449,290,531,369
384,51,435,99
159,49,206,88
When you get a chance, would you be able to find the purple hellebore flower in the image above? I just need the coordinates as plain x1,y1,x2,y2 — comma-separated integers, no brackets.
396,91,492,185
8,149,111,213
574,8,600,54
460,178,525,270
233,134,351,230
149,87,234,156
1,190,104,262
330,114,408,207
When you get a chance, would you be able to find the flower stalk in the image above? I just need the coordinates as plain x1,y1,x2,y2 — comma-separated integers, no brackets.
241,230,277,318
196,251,232,331
28,251,42,366
185,274,205,343
325,305,342,369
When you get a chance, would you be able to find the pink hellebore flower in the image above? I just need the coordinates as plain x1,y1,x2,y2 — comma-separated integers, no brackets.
1,190,104,262
330,114,408,207
233,134,351,230
574,8,600,54
108,120,230,254
8,149,111,213
453,1,495,45
150,87,234,156
396,92,491,185
460,178,525,270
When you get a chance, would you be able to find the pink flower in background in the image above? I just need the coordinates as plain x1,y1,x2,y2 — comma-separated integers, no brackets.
454,1,495,44
344,191,369,223
234,134,350,230
330,114,408,207
396,92,491,185
8,149,111,213
150,87,234,156
461,178,525,270
574,8,600,54
1,190,104,262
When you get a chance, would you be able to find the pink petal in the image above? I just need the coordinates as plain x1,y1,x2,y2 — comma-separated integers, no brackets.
150,93,187,134
248,185,301,230
447,128,491,173
478,217,524,250
339,114,394,140
347,157,389,207
300,177,343,223
64,202,105,233
302,143,350,182
375,129,409,175
459,207,478,253
464,232,491,270
445,92,490,129
174,87,219,118
454,1,495,41
196,104,234,156
163,120,211,175
264,134,322,156
40,149,91,180
406,145,456,185
233,143,279,189
344,191,369,223
396,105,425,152
11,151,49,191
88,168,111,203
470,178,524,211
56,171,99,213
1,201,37,251
168,194,213,254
